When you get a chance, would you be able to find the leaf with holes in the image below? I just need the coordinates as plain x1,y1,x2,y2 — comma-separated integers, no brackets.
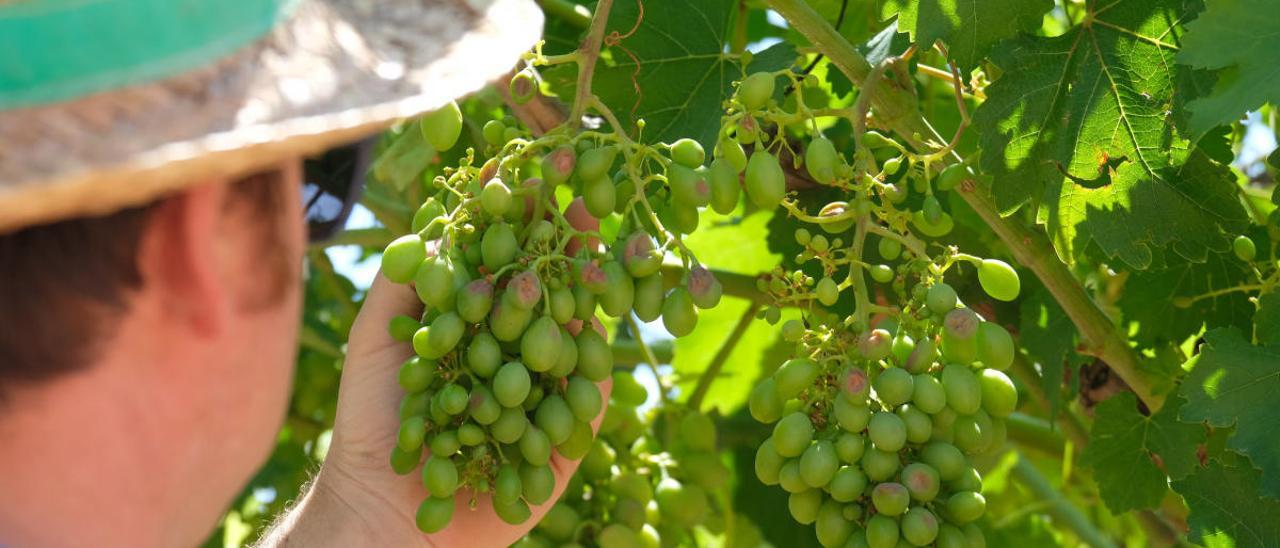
974,0,1249,269
1177,0,1280,136
1179,328,1280,499
583,0,795,151
1083,392,1205,513
1172,454,1280,548
879,0,1053,72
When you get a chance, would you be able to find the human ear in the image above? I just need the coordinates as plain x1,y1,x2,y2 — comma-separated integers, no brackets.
137,182,232,337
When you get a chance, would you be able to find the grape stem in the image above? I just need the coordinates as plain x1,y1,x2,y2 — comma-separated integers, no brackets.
767,0,1164,412
567,0,614,127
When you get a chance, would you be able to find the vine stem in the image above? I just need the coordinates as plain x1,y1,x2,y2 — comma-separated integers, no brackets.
766,0,1162,412
1010,453,1119,548
568,0,615,127
689,303,762,410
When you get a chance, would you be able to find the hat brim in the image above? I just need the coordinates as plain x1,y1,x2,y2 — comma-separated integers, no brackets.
0,0,544,233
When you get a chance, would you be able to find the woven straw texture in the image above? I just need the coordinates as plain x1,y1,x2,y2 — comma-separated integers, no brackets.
0,0,542,233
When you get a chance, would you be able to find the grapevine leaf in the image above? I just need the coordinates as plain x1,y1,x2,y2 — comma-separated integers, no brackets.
1172,455,1280,548
1018,284,1078,416
879,0,1053,71
371,120,435,193
974,0,1249,269
1256,293,1280,346
1119,251,1255,345
1083,392,1205,513
1179,328,1280,499
1176,0,1280,137
588,0,796,150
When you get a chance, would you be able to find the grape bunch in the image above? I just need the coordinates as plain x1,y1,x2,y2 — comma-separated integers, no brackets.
716,68,1023,547
378,99,725,533
515,372,732,548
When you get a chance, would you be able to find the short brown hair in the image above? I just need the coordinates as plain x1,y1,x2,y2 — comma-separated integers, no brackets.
0,170,290,398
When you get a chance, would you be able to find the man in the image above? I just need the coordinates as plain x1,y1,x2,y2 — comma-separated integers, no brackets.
0,0,594,546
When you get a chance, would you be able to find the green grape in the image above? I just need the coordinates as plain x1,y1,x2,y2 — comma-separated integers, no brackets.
667,202,700,235
739,72,776,111
811,234,830,252
816,499,854,547
952,412,993,454
861,131,891,149
572,284,598,321
542,145,576,186
975,322,1014,371
494,497,533,525
546,286,575,325
911,373,947,414
718,136,748,172
745,150,785,209
597,524,642,548
539,503,580,542
577,145,617,181
963,523,986,548
414,256,455,309
563,376,602,422
901,462,940,502
390,445,421,475
834,394,872,432
940,309,979,365
795,228,812,245
412,197,446,235
490,297,533,342
897,405,932,443
835,432,866,464
861,448,900,481
494,362,532,408
481,222,519,271
708,158,741,214
978,369,1017,417
467,333,502,378
599,262,636,317
781,319,805,342
878,237,902,261
557,420,594,460
583,174,616,219
935,162,967,191
506,270,543,310
1234,235,1257,261
775,358,819,399
481,178,513,216
865,514,900,548
901,507,939,546
946,491,986,523
482,120,506,146
580,441,615,482
870,264,895,283
773,412,815,457
977,259,1020,301
612,370,649,407
400,391,430,420
800,440,839,487
828,465,867,502
874,367,914,408
912,210,954,238
936,524,966,548
750,378,785,423
416,496,455,533
456,281,497,326
883,182,908,204
688,266,723,309
918,443,964,483
868,412,907,452
805,137,839,184
941,364,982,415
656,477,708,526
535,395,575,445
521,316,562,373
457,423,485,446
922,195,943,224
397,417,426,451
422,456,459,497
548,328,578,378
858,329,893,361
574,329,613,382
661,287,698,336
622,232,663,278
437,383,469,415
788,489,822,525
755,438,786,485
429,430,461,456
931,408,958,443
420,312,463,359
951,466,983,492
613,469,653,503
680,412,718,451
381,234,426,283
520,426,553,466
421,101,463,151
904,337,938,374
397,356,435,393
779,459,807,492
842,368,871,402
633,273,664,322
882,157,904,175
670,137,706,167
871,482,910,516
389,314,422,343
523,384,545,411
816,277,839,306
521,462,556,505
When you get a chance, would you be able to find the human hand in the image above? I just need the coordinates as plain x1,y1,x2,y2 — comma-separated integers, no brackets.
306,199,608,547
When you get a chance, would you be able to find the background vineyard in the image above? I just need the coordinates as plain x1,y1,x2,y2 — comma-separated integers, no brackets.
205,0,1280,546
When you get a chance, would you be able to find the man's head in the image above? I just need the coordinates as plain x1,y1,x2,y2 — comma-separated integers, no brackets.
0,161,306,544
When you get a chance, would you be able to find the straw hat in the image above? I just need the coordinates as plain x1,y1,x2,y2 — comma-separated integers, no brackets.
0,0,544,234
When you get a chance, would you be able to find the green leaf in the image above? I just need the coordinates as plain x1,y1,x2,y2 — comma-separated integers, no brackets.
1018,284,1078,416
1255,293,1280,346
1172,454,1280,548
588,0,796,150
879,0,1053,71
1119,251,1256,345
1083,392,1205,513
1177,0,1280,136
1180,328,1280,499
371,120,435,193
974,0,1249,269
